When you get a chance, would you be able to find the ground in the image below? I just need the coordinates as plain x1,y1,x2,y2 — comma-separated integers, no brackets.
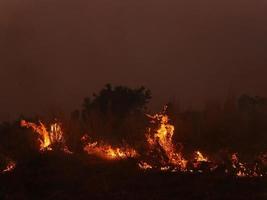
1,152,267,200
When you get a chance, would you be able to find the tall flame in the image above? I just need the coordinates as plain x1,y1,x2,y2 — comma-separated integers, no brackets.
21,120,71,153
144,109,187,170
21,120,51,150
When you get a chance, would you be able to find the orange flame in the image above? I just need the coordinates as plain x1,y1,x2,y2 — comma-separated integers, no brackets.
195,151,208,162
231,153,248,177
19,112,267,178
144,109,187,171
21,120,71,153
231,153,262,177
192,151,209,169
21,120,51,150
83,136,138,160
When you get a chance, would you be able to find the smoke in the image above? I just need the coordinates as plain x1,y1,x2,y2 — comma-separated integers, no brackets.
1,0,267,119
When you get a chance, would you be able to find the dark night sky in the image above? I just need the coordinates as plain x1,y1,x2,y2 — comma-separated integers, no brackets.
1,0,267,120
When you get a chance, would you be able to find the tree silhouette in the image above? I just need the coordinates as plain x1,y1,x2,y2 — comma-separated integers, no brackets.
80,84,151,144
82,84,151,119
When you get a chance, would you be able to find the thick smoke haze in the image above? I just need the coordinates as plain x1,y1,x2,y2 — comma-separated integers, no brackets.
1,0,267,120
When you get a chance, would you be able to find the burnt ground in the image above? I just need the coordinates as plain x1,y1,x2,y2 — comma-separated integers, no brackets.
0,152,267,200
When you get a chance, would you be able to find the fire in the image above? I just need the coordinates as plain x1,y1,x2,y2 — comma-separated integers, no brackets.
83,136,138,160
138,161,153,170
21,120,71,153
231,153,262,177
192,151,210,169
49,123,64,145
2,160,16,173
195,151,208,162
21,120,51,150
19,110,267,178
143,108,187,170
231,153,249,177
1,157,16,174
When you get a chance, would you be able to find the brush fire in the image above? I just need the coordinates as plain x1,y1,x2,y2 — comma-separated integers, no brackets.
0,106,266,200
82,135,138,160
15,107,266,178
20,120,72,153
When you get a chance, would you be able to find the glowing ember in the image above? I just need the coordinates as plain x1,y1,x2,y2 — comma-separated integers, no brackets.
138,161,153,170
231,153,248,177
2,160,16,173
231,153,262,177
1,158,16,174
21,120,71,153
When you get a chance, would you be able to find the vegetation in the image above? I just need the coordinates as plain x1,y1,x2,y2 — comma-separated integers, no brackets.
1,84,267,199
1,85,267,160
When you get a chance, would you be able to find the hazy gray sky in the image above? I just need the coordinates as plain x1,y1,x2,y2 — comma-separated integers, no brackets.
1,0,267,120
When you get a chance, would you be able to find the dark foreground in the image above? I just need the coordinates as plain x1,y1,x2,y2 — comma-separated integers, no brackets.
1,153,267,200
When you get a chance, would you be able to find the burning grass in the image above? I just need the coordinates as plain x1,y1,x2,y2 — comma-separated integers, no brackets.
141,109,187,170
83,135,138,160
20,120,72,153
18,107,267,178
1,87,267,199
1,151,267,200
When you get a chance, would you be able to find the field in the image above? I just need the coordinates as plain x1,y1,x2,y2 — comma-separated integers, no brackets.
1,152,267,200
